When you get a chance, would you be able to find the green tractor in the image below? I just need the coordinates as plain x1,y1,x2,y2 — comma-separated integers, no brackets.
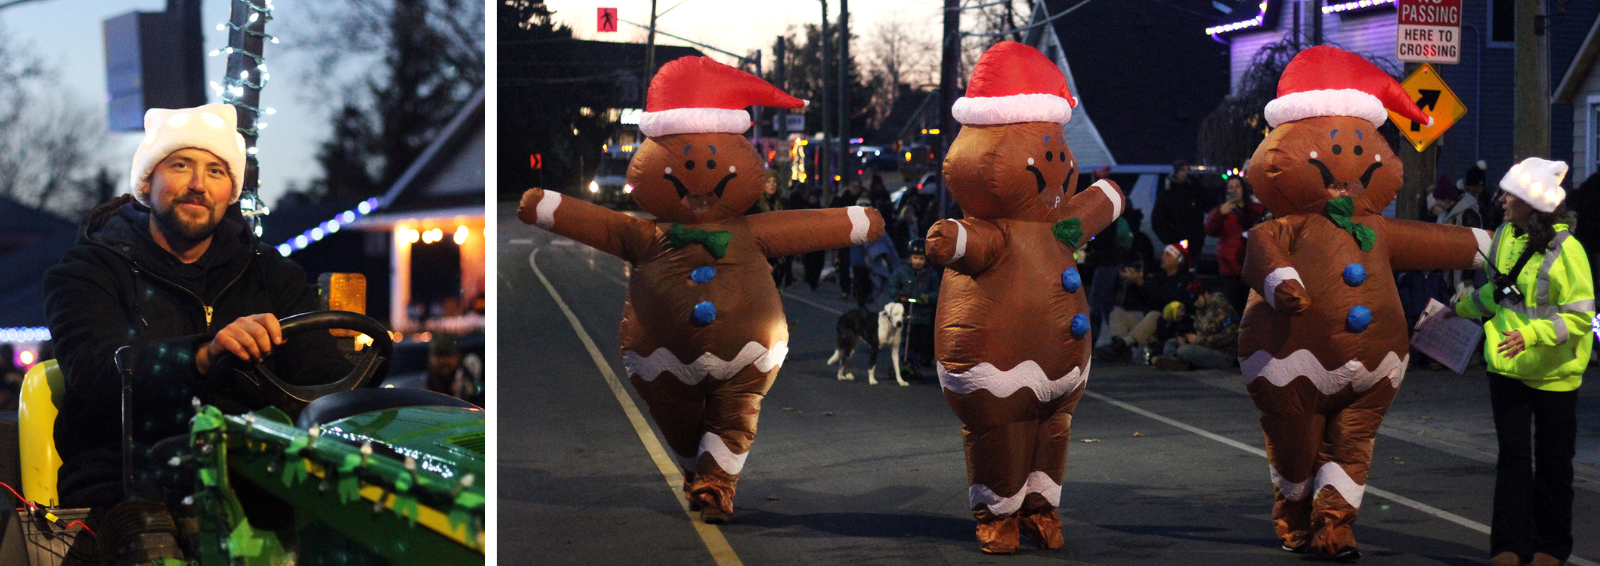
0,310,485,565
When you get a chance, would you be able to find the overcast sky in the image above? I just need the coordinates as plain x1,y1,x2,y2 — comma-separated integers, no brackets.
0,0,352,209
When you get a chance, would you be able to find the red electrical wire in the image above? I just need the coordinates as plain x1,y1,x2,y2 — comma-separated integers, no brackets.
66,520,96,537
0,480,96,537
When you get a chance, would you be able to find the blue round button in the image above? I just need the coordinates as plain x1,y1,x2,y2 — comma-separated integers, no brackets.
691,266,717,284
1071,313,1090,337
693,301,717,325
1343,263,1366,287
1347,305,1372,332
1061,268,1082,293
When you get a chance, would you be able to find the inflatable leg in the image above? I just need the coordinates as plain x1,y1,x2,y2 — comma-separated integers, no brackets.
1309,383,1395,556
687,364,779,521
1018,392,1081,550
1251,379,1327,551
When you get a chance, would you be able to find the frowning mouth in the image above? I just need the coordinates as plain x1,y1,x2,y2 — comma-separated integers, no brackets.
668,173,738,213
1026,165,1046,193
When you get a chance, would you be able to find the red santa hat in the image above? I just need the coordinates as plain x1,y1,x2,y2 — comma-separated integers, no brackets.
1263,45,1431,129
953,41,1076,126
638,56,807,138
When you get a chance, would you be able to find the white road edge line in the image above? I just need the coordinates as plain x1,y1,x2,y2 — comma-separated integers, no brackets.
780,290,846,315
1083,389,1600,566
529,248,744,566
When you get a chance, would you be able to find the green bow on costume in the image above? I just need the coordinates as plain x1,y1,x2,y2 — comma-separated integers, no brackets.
667,224,732,259
1053,218,1083,250
1324,196,1375,252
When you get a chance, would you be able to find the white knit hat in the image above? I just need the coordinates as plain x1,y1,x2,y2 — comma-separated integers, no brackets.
1499,157,1568,213
130,104,247,205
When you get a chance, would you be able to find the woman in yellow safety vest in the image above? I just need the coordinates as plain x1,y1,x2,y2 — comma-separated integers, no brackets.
1454,158,1592,566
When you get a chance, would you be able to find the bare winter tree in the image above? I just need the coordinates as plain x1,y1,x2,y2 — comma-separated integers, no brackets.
865,17,937,127
961,0,1033,80
0,26,121,219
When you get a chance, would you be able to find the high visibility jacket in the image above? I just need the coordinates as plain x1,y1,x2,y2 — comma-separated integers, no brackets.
1455,223,1594,391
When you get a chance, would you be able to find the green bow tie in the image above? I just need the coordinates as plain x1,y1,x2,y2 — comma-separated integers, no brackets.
1053,218,1083,250
667,224,732,259
1324,196,1375,252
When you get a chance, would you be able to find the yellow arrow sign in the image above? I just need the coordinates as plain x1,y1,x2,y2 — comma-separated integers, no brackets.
1387,63,1467,152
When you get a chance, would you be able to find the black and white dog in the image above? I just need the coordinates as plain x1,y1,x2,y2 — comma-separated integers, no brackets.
826,302,908,386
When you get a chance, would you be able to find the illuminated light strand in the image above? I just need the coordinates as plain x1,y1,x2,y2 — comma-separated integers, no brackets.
1322,0,1396,14
1206,1,1270,36
0,327,51,342
277,197,382,257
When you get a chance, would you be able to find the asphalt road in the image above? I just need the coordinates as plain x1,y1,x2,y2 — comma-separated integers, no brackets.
496,203,1600,565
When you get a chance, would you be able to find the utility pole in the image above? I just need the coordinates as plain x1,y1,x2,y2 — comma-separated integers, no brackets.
646,0,659,83
752,49,764,145
1311,0,1323,45
1512,0,1549,160
838,0,850,186
1398,62,1439,221
223,0,268,207
820,0,832,204
939,0,959,219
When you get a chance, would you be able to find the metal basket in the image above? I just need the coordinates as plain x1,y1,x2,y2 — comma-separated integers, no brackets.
16,508,90,566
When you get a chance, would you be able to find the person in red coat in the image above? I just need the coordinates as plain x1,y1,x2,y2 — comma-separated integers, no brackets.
1207,174,1266,311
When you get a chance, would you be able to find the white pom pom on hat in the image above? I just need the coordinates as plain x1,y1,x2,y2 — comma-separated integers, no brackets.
129,103,247,205
1499,157,1568,213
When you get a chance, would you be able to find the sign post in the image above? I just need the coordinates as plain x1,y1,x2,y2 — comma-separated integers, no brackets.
1396,0,1462,64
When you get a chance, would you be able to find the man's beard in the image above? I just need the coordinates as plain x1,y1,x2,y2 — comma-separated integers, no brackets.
153,197,221,243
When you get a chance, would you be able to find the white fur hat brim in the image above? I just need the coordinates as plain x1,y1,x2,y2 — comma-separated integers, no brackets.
1499,157,1569,213
952,93,1074,125
130,104,247,205
1262,88,1417,129
638,107,751,137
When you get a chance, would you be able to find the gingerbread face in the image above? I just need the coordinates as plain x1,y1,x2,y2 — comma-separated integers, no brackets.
1248,116,1403,217
945,122,1077,222
629,132,763,224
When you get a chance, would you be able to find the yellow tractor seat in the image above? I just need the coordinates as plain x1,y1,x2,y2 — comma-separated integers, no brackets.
18,359,64,507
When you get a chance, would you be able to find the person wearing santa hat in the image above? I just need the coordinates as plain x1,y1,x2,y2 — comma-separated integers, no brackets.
1237,46,1494,561
517,56,883,523
1454,158,1591,566
922,41,1124,553
42,104,351,558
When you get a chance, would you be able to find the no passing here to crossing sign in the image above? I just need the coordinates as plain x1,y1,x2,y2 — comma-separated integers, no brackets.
1397,0,1462,64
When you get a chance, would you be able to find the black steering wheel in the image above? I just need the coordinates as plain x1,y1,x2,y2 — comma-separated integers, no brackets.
210,311,393,416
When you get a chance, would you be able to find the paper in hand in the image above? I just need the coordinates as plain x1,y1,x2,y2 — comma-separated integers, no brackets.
1411,298,1484,375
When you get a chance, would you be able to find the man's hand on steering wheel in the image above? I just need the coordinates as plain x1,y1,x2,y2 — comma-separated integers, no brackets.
197,313,285,373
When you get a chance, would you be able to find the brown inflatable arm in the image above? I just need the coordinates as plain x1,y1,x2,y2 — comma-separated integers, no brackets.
1378,217,1492,271
926,218,1004,276
747,206,885,258
1242,217,1311,315
1057,179,1126,246
517,188,654,261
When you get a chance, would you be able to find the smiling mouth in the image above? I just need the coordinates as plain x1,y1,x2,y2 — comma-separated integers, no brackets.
667,173,738,213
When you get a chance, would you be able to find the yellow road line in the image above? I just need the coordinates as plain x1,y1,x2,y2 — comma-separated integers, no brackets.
529,248,744,566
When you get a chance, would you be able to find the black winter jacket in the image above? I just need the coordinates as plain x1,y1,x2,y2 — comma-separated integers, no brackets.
44,196,348,507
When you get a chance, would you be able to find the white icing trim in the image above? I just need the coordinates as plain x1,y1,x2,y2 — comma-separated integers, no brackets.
952,93,1074,125
1240,349,1408,395
1262,267,1303,309
1264,89,1389,128
1271,465,1312,501
535,191,561,229
847,206,871,245
1312,462,1365,508
950,222,969,263
937,360,1088,403
638,107,751,137
969,471,1062,515
696,432,749,475
625,340,789,385
1471,228,1492,270
1092,180,1122,219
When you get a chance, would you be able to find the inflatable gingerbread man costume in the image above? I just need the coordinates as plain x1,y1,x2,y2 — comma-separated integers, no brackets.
1239,46,1491,559
924,42,1124,554
517,57,884,522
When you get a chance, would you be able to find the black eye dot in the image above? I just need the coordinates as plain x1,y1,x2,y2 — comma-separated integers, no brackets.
1045,152,1053,162
1332,145,1343,155
707,159,717,170
684,160,696,170
1353,146,1363,156
1059,152,1067,162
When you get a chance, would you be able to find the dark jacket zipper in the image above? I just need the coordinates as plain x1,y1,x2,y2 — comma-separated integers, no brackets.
131,252,256,330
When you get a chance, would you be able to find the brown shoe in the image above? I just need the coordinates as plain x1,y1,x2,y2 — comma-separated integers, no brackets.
1488,552,1523,566
975,515,1020,554
1018,510,1063,550
1529,553,1565,566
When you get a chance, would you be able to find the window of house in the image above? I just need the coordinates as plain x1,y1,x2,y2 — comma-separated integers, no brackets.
1489,0,1515,46
1591,101,1600,178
